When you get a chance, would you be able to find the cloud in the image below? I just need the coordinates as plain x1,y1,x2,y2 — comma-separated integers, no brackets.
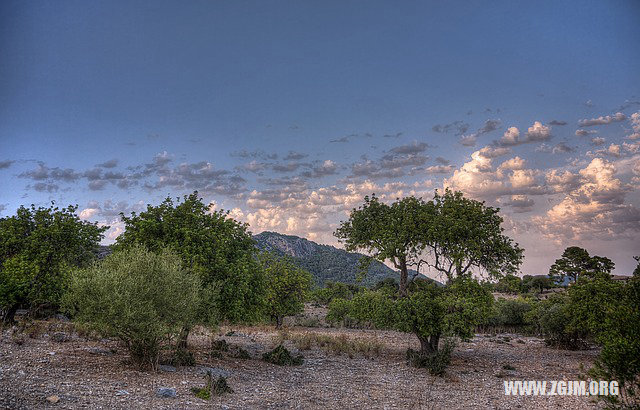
389,140,431,155
32,182,59,192
19,163,81,183
0,160,15,169
578,112,626,127
549,120,567,126
97,159,119,168
432,120,469,136
435,157,450,165
231,150,278,160
627,112,640,140
591,137,606,146
501,195,535,213
498,127,520,146
382,132,403,138
526,121,552,142
329,136,349,143
551,142,574,154
575,129,597,137
534,157,639,241
300,160,338,179
477,146,511,159
493,121,551,147
283,151,309,161
459,119,502,146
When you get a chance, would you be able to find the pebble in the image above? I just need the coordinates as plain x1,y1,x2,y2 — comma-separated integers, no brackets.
46,395,60,403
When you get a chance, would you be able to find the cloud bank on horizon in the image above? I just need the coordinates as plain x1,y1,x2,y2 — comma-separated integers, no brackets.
1,0,639,277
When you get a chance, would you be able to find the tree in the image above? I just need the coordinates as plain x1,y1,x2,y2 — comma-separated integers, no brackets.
114,192,266,344
521,275,554,294
260,253,312,328
420,190,523,282
568,273,639,408
64,245,200,370
549,246,614,283
0,204,106,323
328,277,492,365
633,256,640,277
494,274,522,294
335,190,523,296
335,195,428,296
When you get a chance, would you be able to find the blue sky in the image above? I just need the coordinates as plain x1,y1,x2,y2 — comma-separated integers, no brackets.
1,0,639,277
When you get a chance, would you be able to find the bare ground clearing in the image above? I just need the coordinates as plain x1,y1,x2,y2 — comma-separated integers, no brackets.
0,319,601,410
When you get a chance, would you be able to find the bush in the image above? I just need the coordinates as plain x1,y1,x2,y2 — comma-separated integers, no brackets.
262,344,304,366
64,245,201,369
526,295,586,349
486,298,535,329
406,339,455,376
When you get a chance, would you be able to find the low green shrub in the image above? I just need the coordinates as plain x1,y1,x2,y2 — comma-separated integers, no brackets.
262,344,304,366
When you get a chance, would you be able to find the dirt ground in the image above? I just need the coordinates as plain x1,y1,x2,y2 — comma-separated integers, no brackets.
0,317,602,410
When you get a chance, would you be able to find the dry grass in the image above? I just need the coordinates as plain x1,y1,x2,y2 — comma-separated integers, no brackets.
275,330,384,358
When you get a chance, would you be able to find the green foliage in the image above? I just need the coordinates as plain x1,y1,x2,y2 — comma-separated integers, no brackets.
326,298,352,325
260,253,312,328
494,274,522,294
525,295,586,349
0,204,106,322
335,190,523,296
262,344,304,366
169,348,196,367
63,245,200,369
549,246,614,283
520,275,554,294
406,338,455,375
327,276,492,372
633,256,640,277
254,231,399,287
569,275,640,408
487,298,535,328
311,281,361,305
191,386,211,400
114,192,266,325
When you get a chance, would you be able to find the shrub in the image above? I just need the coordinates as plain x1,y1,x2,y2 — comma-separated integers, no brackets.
262,345,304,366
406,339,455,376
64,245,200,370
486,298,535,329
526,295,586,349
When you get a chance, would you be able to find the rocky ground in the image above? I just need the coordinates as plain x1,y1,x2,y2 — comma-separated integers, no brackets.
0,315,602,409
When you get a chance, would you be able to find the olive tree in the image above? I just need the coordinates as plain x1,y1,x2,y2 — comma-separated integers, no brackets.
260,253,312,328
114,192,266,346
64,245,200,370
0,204,106,323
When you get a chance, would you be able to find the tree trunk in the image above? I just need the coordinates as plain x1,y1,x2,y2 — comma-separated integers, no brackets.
399,258,408,297
417,334,440,355
177,326,190,350
2,303,19,325
275,315,283,329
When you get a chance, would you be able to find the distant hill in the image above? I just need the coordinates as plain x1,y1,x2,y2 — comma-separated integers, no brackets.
253,231,400,287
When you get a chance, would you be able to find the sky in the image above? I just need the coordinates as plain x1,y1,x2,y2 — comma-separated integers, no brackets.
1,0,639,277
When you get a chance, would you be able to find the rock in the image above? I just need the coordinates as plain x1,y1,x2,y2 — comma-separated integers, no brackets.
53,314,70,322
87,347,113,356
51,332,70,343
155,387,177,398
46,395,60,403
198,366,231,378
115,390,129,396
158,364,177,372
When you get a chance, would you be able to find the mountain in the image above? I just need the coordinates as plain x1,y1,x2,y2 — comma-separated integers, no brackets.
253,231,399,287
